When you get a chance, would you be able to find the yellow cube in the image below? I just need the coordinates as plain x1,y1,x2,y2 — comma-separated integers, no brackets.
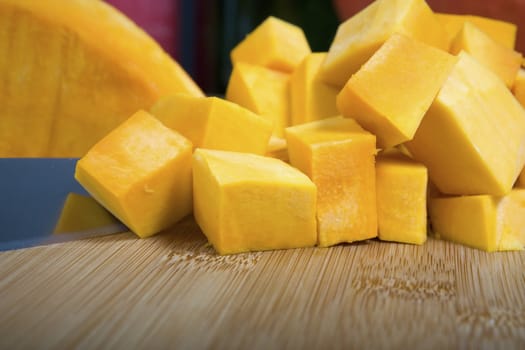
75,110,193,238
430,189,525,252
265,135,289,162
320,0,449,87
226,62,290,137
376,150,428,245
406,52,525,196
53,193,121,234
192,149,317,255
150,94,272,155
290,53,339,125
450,22,522,88
285,117,377,247
230,16,311,73
337,33,457,149
513,68,525,107
436,13,517,49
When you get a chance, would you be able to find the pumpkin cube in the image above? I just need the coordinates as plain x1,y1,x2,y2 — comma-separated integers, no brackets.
75,110,193,238
513,68,525,108
230,16,310,73
436,13,517,49
150,94,272,155
430,189,525,252
376,150,428,245
192,149,317,255
266,136,289,162
450,22,522,88
290,52,339,125
285,117,377,247
320,0,449,87
53,193,121,234
226,62,290,137
406,52,525,196
337,33,457,149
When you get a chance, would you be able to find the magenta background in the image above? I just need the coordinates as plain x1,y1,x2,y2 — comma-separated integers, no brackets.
105,0,180,59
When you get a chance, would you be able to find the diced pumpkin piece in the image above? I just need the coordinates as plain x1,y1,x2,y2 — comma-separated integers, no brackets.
53,193,121,234
290,53,339,125
436,13,517,49
75,110,193,238
513,68,525,108
150,94,272,155
285,117,377,247
226,62,290,137
0,0,202,157
406,52,525,196
230,16,311,73
430,189,525,252
376,150,428,245
450,22,522,88
192,149,317,255
320,0,449,87
337,33,457,149
266,136,289,162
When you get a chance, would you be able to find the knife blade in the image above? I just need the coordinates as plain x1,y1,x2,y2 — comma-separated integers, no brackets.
0,158,127,251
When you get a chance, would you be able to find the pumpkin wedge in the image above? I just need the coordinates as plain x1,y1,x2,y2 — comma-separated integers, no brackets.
0,0,202,157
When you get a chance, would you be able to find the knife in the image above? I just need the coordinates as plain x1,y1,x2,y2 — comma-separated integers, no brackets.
0,158,128,251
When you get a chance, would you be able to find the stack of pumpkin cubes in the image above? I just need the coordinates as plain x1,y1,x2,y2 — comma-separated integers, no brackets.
74,0,525,254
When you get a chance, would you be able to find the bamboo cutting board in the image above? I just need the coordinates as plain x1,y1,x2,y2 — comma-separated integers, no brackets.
0,216,524,349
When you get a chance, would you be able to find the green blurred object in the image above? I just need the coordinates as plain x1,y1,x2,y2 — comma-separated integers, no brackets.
181,0,340,95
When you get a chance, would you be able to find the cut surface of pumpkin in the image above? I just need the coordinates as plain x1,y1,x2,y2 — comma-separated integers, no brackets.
192,149,317,255
320,0,449,87
0,0,202,157
436,13,517,49
75,110,193,238
290,53,339,125
226,62,290,137
449,22,522,88
376,150,428,245
337,33,457,149
430,189,525,252
230,16,310,73
150,94,272,155
286,117,377,247
406,52,525,196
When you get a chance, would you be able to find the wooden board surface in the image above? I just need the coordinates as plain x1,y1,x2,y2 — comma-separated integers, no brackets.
0,216,524,349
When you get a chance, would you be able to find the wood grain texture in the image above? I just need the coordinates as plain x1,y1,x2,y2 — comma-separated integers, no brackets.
0,216,524,349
